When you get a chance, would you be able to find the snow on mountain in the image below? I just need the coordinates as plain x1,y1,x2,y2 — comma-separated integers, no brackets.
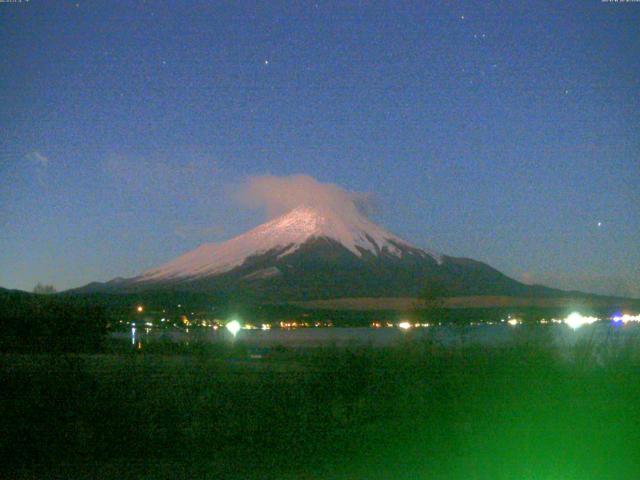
138,205,441,282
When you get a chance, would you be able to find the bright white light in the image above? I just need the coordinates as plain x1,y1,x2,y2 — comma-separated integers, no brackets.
398,321,412,330
564,312,598,330
226,320,241,337
507,318,519,326
131,327,136,345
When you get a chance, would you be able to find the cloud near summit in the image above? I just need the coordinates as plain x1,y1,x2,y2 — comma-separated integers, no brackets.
237,175,376,220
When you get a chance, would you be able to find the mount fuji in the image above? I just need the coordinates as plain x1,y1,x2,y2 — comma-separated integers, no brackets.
75,203,561,302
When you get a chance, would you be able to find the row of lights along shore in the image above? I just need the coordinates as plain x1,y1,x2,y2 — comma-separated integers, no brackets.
130,304,640,333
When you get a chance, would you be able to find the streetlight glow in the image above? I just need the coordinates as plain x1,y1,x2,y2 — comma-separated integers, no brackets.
564,312,598,330
226,320,241,337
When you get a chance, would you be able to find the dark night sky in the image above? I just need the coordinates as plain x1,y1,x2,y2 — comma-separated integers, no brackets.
1,1,638,297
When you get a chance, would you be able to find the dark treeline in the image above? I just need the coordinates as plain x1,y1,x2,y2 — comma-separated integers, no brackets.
0,289,108,353
52,289,630,326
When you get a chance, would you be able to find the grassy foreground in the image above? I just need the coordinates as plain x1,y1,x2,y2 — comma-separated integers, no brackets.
2,333,640,479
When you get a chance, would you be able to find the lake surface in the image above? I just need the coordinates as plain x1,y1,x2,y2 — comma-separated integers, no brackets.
115,322,640,349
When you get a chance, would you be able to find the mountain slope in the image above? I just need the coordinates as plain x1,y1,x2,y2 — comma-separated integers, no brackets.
72,205,561,301
138,205,441,283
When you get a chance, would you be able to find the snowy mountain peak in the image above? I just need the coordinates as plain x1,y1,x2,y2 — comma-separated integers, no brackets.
138,205,441,282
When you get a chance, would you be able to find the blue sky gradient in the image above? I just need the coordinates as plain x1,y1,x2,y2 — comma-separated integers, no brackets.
1,1,638,297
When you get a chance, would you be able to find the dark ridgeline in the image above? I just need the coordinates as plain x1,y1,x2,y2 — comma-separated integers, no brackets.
0,287,108,353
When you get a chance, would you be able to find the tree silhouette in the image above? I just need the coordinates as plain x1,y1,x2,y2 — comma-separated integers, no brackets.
33,283,57,294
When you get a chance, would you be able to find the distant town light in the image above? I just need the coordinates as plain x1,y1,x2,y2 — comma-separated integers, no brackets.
505,314,522,326
612,313,640,323
398,321,412,330
136,305,143,313
226,320,241,337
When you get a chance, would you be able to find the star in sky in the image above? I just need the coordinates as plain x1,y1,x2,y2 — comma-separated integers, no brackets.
1,1,638,296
